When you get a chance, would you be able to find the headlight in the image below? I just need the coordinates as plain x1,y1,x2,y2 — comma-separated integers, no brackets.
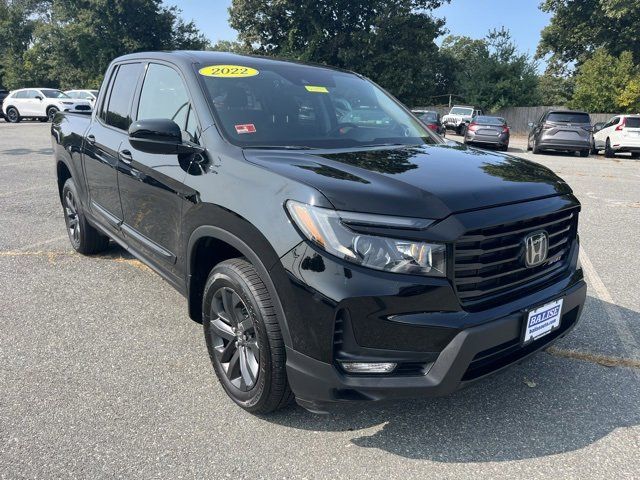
286,200,446,277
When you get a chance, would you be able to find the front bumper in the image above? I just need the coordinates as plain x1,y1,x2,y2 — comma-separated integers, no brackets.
286,272,585,412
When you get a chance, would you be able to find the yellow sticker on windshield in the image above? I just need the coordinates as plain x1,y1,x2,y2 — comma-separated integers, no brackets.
199,65,259,78
305,85,329,93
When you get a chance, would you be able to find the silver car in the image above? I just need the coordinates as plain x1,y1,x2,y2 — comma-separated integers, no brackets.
527,110,592,157
464,115,509,151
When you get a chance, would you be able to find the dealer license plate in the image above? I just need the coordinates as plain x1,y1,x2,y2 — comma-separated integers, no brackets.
522,298,563,344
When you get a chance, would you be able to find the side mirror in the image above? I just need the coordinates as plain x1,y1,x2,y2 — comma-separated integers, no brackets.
527,122,534,128
128,119,203,155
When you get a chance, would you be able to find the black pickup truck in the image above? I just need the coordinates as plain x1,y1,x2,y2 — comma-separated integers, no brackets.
52,51,586,414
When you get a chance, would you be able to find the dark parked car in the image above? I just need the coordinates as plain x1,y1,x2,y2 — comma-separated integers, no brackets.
0,89,9,119
464,115,509,151
52,52,586,414
527,110,592,156
412,109,446,135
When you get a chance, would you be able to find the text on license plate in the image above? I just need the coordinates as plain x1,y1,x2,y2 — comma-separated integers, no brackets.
523,298,563,344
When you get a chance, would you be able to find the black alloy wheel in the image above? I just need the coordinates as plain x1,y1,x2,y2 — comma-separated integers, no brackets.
209,286,260,391
61,178,110,254
5,107,19,123
203,258,293,413
64,187,81,249
47,107,58,122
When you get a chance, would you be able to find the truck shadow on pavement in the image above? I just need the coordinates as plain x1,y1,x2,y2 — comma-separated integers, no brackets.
266,297,640,462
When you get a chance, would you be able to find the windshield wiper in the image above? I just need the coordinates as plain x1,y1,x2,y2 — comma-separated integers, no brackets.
359,142,417,148
243,145,314,150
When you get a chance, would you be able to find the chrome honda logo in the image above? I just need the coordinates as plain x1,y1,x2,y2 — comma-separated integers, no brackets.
524,231,548,267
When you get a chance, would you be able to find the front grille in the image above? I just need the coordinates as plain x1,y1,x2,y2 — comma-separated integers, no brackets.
75,105,91,111
454,207,578,309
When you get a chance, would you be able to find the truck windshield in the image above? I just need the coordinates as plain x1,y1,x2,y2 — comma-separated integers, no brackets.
41,89,70,99
450,107,473,115
199,62,435,149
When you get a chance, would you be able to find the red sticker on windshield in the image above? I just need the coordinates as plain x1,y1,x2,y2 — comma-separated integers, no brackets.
235,124,256,134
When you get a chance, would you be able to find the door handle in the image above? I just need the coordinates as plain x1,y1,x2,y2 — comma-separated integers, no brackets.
86,134,95,144
119,149,133,165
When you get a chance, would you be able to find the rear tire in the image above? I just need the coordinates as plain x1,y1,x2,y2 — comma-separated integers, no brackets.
61,178,110,254
605,138,615,158
631,152,640,159
5,107,20,123
590,141,598,155
579,150,589,157
532,138,542,154
47,107,59,122
203,258,293,414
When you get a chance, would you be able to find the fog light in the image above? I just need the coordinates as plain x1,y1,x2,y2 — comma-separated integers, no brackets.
340,362,397,374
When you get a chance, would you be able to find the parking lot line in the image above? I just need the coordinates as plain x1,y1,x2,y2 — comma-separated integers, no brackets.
580,245,640,374
17,234,68,251
0,185,50,198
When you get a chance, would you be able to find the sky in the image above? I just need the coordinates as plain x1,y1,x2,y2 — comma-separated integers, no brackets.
174,0,551,69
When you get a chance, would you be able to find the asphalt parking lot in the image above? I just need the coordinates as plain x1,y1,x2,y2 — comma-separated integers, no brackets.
1,122,639,479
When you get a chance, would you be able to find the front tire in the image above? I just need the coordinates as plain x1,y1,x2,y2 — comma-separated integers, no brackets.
203,258,293,414
5,107,20,123
62,178,110,254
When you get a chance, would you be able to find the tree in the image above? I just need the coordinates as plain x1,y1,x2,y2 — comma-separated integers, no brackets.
0,0,210,89
440,29,540,110
536,72,574,106
570,49,637,112
537,0,640,68
617,78,640,113
227,0,451,106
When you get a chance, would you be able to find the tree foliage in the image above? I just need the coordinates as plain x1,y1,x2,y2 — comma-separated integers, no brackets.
228,0,452,106
537,0,640,68
536,73,574,106
440,29,540,110
0,0,209,89
570,49,637,112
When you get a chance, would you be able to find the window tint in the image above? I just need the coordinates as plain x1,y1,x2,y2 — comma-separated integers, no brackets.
419,112,438,122
25,90,40,99
547,112,591,123
625,117,640,128
475,116,505,125
13,91,27,99
105,63,143,130
137,63,192,133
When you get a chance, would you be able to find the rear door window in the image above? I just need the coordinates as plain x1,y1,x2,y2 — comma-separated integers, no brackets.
104,63,143,130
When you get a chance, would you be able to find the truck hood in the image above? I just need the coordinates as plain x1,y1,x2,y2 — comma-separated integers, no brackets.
243,144,572,220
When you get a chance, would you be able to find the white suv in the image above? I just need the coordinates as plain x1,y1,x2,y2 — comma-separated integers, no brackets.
441,105,484,134
65,89,99,105
2,88,92,123
593,114,640,158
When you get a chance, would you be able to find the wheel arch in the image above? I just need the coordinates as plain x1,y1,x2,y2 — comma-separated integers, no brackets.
186,224,294,349
56,159,73,202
